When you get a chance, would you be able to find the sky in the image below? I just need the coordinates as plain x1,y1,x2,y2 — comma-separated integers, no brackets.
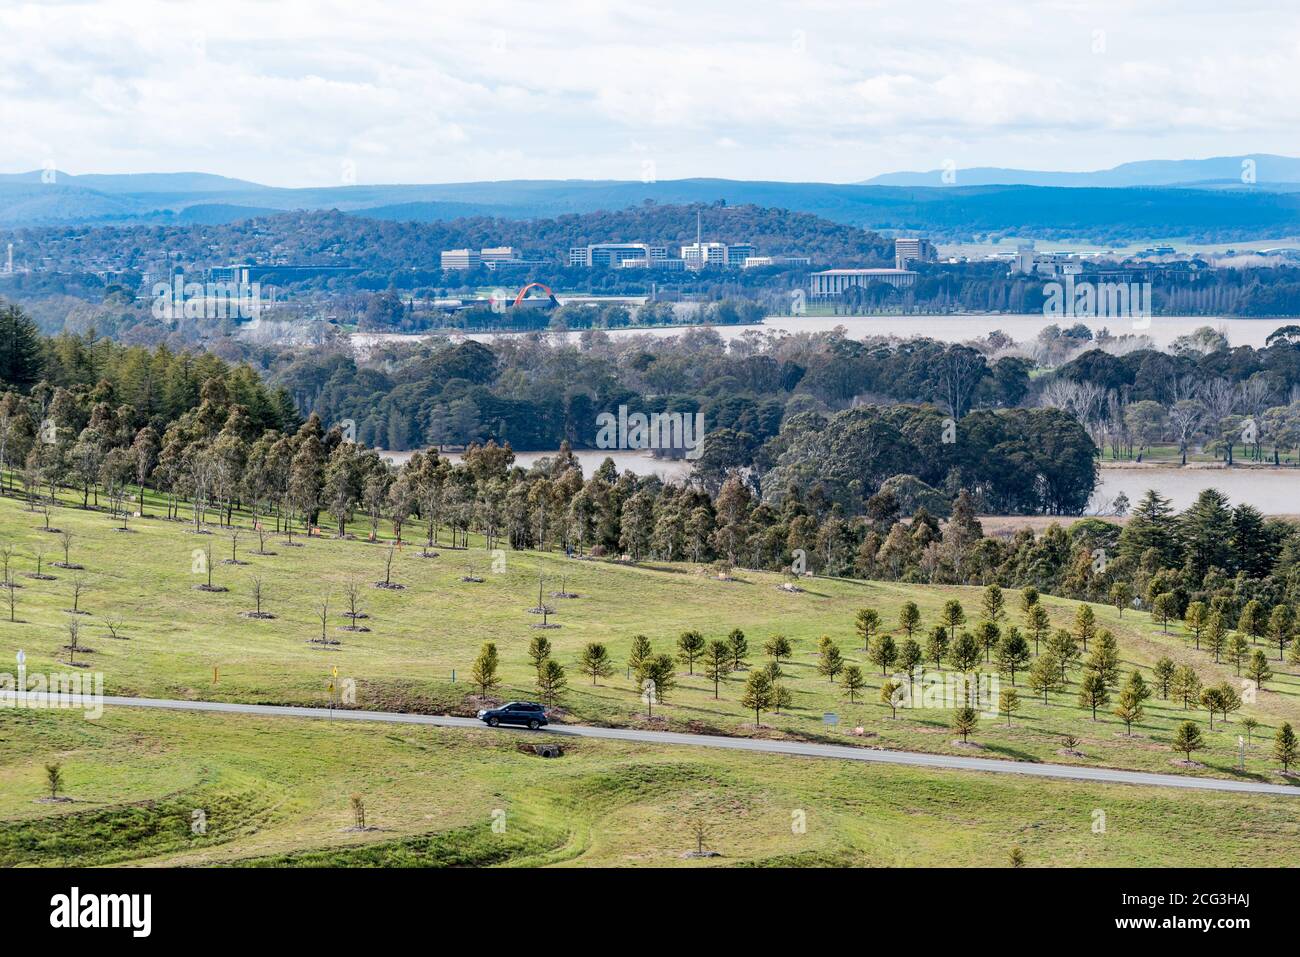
2,0,1300,187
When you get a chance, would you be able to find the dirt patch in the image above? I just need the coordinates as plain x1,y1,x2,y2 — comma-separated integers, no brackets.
1056,748,1086,758
373,582,405,590
240,611,276,619
193,584,229,592
952,739,985,749
1170,758,1206,769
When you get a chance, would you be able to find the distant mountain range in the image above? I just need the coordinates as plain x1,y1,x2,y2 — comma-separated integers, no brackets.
860,153,1300,188
3,156,1300,241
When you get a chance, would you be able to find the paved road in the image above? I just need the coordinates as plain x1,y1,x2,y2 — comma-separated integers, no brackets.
11,692,1299,796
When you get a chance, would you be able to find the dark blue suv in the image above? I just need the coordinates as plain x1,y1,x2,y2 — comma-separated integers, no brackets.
477,701,548,729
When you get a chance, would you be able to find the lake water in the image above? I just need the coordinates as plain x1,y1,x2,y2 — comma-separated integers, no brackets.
1092,466,1300,515
379,448,694,481
354,315,1291,352
377,447,1297,515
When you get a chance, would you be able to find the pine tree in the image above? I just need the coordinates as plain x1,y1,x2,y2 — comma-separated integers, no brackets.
1078,671,1110,720
1238,600,1265,646
741,670,774,726
1274,722,1298,772
1170,664,1202,710
841,664,866,703
0,305,44,390
952,706,978,743
1172,720,1205,762
701,639,730,698
1227,633,1250,676
1269,604,1293,662
994,627,1031,685
818,639,846,682
579,642,615,686
628,634,652,675
1109,581,1134,617
726,628,749,670
1025,603,1051,655
764,634,792,663
1246,649,1273,690
535,658,568,707
1204,612,1228,663
1153,657,1176,698
999,688,1020,726
855,607,881,653
470,641,500,696
975,620,1000,663
527,634,552,672
982,583,1005,624
1183,601,1208,650
880,678,903,718
869,633,897,676
1046,628,1080,682
1028,652,1062,704
1113,687,1144,735
925,625,949,670
897,602,921,642
676,630,705,674
940,599,966,642
1074,604,1097,652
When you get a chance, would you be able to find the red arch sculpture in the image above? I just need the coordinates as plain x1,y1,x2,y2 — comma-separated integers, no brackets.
513,282,559,307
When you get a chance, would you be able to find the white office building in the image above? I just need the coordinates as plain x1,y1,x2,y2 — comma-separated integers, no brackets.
809,268,917,299
441,249,482,270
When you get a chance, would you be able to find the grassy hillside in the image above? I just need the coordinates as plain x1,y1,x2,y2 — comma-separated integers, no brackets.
1,706,1296,867
0,488,1296,787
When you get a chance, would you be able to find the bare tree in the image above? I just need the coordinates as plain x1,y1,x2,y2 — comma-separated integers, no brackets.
344,577,363,620
1168,399,1206,465
247,575,270,618
68,575,87,614
227,527,242,564
316,592,330,643
66,616,81,665
57,529,75,567
104,618,125,640
380,542,397,586
5,579,16,623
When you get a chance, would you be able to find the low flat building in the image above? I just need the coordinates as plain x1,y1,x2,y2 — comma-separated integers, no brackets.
809,268,917,298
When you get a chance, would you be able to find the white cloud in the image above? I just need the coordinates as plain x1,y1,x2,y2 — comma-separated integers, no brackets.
0,0,1298,184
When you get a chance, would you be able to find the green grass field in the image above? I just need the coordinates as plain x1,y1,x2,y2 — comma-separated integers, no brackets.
3,706,1297,867
1,489,1297,865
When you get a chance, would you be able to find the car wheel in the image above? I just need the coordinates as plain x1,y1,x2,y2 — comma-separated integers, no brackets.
528,719,539,730
488,717,499,727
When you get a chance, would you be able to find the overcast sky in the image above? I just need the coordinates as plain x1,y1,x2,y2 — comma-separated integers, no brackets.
2,0,1298,186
